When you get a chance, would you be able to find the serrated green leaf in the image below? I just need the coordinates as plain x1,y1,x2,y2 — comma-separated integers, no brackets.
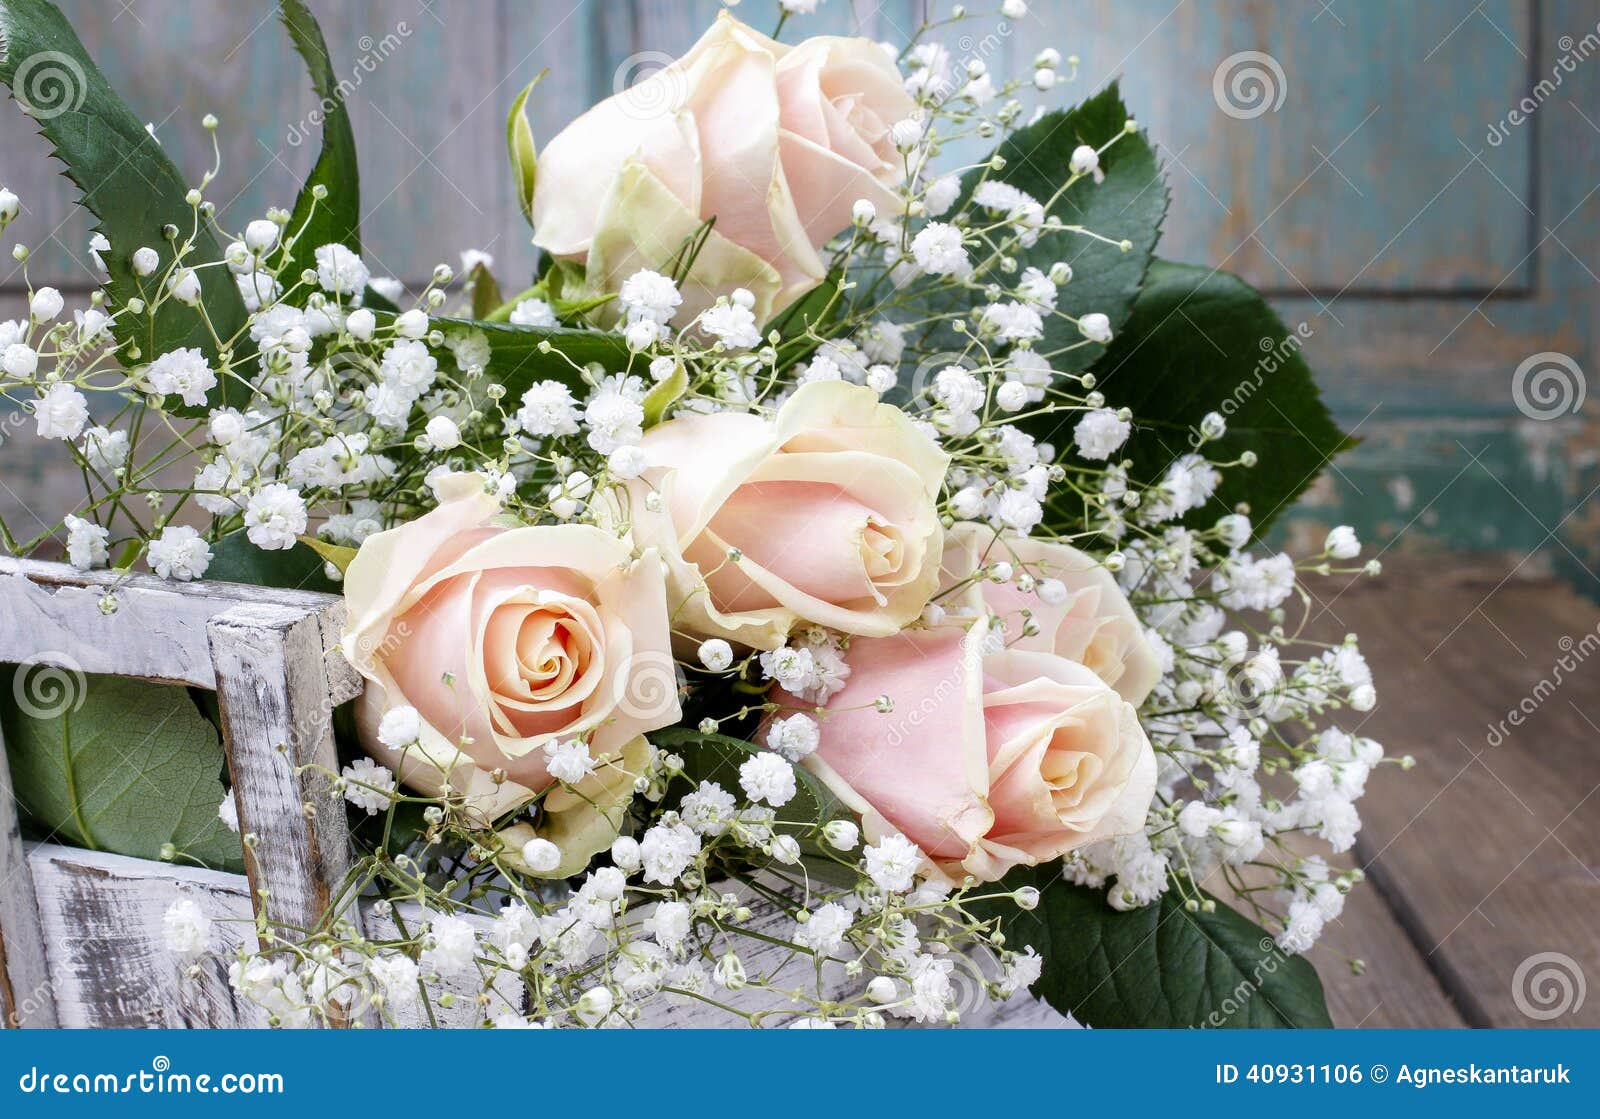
1083,258,1354,536
928,84,1166,374
1,671,244,873
507,72,544,226
205,528,340,593
277,0,361,289
969,868,1332,1028
0,0,251,408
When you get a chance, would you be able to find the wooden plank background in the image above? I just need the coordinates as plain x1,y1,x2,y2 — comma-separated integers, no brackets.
0,0,1595,578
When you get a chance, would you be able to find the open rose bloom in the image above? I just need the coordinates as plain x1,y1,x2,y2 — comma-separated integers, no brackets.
532,12,915,324
625,380,948,648
771,618,1157,883
342,474,680,824
941,522,1163,705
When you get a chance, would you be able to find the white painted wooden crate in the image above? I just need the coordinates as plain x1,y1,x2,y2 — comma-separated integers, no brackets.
0,559,1065,1029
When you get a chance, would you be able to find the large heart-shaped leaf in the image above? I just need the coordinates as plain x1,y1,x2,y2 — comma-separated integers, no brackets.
969,867,1332,1028
0,0,251,407
2,671,244,872
277,0,361,287
1082,258,1355,535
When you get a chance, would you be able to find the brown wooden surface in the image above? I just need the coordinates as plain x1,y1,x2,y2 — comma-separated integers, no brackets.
1304,559,1600,1027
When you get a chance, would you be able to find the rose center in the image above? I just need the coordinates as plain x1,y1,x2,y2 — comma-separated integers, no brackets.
860,517,906,582
513,610,590,698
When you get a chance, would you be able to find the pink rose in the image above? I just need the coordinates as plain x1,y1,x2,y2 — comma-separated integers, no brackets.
770,619,1156,883
941,522,1162,705
623,381,948,648
532,12,915,324
342,474,680,821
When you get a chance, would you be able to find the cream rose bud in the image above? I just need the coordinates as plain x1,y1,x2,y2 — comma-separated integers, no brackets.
620,381,948,648
940,522,1162,706
342,473,681,825
768,619,1156,884
532,12,916,327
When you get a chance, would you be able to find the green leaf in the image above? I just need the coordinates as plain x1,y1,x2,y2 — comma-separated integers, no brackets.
506,72,544,227
361,283,400,314
1,671,244,873
653,727,849,838
641,360,687,426
205,529,341,593
969,868,1332,1028
0,0,251,407
1085,259,1355,535
468,261,503,320
299,532,356,574
939,83,1166,373
277,0,361,290
387,313,631,398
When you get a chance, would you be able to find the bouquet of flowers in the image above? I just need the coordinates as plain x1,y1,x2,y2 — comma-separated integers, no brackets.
0,0,1395,1028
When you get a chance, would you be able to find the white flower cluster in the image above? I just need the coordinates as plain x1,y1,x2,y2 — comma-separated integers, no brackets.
196,742,1037,1029
3,0,1389,1026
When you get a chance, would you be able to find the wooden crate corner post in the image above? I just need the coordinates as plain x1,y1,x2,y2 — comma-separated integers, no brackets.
0,559,364,1028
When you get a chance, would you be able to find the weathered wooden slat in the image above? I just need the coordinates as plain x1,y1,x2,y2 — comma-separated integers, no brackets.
0,722,57,1028
1318,564,1600,1027
27,843,260,1028
208,603,364,954
0,557,360,699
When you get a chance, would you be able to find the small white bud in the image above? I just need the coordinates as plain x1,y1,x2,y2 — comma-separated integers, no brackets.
393,308,429,338
520,837,561,873
244,219,279,253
